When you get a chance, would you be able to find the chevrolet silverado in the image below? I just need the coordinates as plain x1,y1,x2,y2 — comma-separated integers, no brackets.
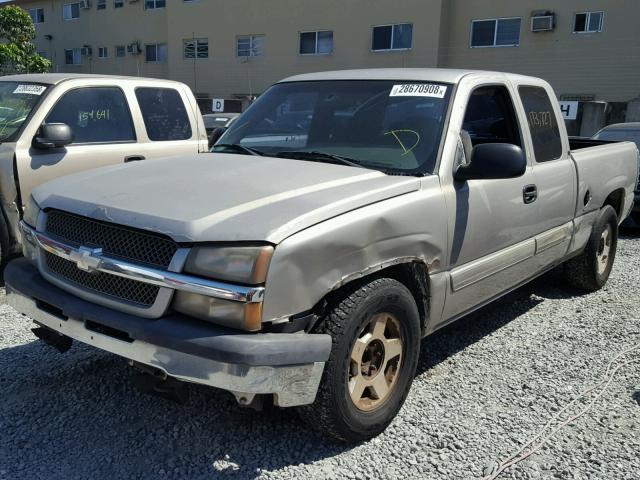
5,69,639,441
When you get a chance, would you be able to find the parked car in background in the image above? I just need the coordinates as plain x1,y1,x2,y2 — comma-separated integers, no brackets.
593,122,640,148
0,73,208,263
203,113,240,132
5,69,638,442
593,123,640,224
204,113,240,148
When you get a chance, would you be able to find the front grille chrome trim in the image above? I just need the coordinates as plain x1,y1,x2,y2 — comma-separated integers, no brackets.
22,222,265,304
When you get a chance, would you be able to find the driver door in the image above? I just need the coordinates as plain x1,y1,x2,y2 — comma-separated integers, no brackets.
440,82,539,321
15,85,141,205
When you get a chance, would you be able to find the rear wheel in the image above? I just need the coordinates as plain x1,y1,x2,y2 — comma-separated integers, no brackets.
564,205,618,291
297,278,421,442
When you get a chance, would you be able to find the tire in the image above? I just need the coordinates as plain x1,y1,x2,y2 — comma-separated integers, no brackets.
297,277,421,442
564,205,618,291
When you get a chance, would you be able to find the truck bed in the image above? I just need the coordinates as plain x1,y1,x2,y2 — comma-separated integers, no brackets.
570,140,639,222
568,137,619,150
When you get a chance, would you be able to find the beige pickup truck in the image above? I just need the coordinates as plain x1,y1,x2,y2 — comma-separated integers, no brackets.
5,69,639,442
0,74,208,262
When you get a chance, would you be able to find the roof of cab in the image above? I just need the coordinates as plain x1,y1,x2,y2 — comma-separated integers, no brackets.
280,68,515,84
0,73,185,86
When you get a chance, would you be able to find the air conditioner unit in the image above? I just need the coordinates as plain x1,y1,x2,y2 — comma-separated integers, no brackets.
80,46,92,56
531,15,555,32
127,42,142,55
80,0,91,9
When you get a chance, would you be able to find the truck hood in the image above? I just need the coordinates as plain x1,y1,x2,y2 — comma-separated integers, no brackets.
32,153,421,243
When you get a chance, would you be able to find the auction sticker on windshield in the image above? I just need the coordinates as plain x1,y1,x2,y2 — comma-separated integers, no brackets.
390,84,447,99
13,84,47,95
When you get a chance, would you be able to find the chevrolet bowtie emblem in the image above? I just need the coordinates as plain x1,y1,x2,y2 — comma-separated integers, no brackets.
69,246,103,272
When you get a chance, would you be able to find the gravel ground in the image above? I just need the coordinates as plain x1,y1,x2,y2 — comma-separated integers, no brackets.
1,235,639,480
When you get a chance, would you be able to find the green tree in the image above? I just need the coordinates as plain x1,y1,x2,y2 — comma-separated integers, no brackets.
0,5,51,74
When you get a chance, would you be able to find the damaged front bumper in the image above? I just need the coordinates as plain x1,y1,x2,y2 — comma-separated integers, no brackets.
5,258,331,407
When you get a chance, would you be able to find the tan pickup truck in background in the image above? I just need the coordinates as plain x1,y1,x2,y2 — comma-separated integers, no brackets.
0,74,208,262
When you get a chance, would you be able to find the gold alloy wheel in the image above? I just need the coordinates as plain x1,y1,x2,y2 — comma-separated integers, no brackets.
596,223,613,275
348,313,403,412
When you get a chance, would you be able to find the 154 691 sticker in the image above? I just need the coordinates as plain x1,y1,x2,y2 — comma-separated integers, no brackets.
389,84,447,99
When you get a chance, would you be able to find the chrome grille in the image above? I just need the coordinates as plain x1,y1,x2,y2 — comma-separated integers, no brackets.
45,252,159,307
45,210,177,269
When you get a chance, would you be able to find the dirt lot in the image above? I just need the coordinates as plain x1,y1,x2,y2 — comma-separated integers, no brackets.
1,235,639,480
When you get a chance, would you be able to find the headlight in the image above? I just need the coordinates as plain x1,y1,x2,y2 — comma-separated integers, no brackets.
172,291,262,331
174,245,273,330
183,245,273,285
23,195,41,228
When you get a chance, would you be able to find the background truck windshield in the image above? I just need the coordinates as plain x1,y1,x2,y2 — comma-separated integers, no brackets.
218,80,452,174
0,82,48,142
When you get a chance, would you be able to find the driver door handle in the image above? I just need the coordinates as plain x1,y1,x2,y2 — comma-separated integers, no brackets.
523,184,538,204
124,155,145,163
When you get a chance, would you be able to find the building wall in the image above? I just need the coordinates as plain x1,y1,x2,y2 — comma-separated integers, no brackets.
165,0,444,98
9,0,640,108
439,0,640,103
18,0,168,79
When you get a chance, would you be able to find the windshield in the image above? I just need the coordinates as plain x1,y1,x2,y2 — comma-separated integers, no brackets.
594,128,640,149
0,82,48,142
216,80,452,174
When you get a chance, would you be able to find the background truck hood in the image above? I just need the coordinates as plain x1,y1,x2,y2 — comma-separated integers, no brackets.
32,153,421,243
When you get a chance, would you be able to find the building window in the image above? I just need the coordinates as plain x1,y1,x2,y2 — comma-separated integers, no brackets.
236,35,264,57
372,23,412,51
115,45,126,57
299,30,333,55
145,43,167,62
183,38,208,59
29,8,45,24
97,0,106,10
145,0,165,9
98,47,108,58
114,0,124,7
63,3,80,20
573,11,603,33
471,18,521,47
64,48,82,65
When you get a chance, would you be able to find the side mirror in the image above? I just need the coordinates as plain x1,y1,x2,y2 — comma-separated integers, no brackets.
208,126,227,149
454,143,526,181
32,123,74,150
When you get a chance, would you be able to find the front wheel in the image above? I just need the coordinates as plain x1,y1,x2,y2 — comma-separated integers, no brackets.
297,277,421,442
564,205,618,291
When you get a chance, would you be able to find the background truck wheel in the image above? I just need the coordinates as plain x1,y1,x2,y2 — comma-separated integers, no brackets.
564,205,618,291
297,277,421,442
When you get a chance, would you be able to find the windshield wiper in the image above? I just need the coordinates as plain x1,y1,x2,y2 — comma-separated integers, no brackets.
213,143,265,156
275,150,364,168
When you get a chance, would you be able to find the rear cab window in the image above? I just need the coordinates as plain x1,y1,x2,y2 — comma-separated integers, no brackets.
135,87,192,141
45,87,136,144
518,86,563,162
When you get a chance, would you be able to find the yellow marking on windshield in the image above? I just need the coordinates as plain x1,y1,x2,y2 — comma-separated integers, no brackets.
384,129,420,156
